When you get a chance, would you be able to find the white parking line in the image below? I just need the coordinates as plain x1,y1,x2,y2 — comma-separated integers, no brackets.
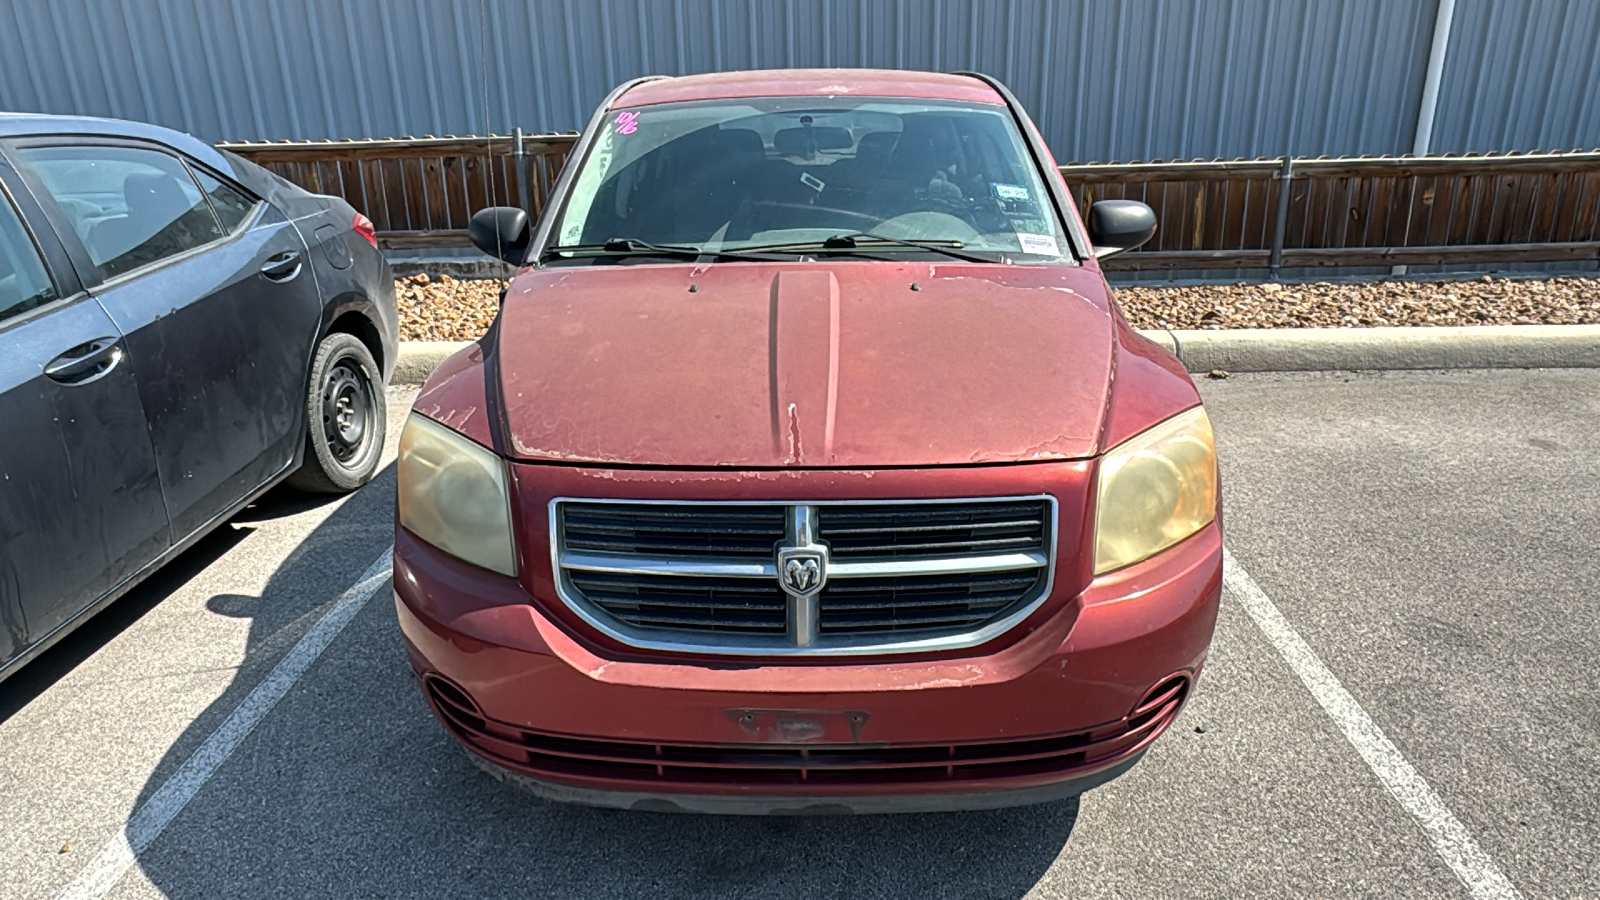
56,547,395,900
1223,547,1521,900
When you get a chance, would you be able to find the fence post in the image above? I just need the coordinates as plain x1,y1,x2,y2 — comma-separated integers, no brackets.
512,127,531,216
1269,156,1294,276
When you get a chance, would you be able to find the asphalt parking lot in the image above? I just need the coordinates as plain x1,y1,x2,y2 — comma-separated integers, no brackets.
2,369,1596,899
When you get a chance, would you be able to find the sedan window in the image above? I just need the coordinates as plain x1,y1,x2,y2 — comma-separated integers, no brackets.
17,145,224,280
192,169,260,234
0,189,58,324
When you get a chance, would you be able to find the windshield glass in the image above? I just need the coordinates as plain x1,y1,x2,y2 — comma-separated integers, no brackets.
551,96,1072,263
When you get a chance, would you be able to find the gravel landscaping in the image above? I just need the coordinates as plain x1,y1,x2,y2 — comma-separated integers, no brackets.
395,272,1600,342
398,274,504,342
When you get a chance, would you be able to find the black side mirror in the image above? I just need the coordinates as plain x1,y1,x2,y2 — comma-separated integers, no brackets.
468,207,531,265
1087,200,1157,258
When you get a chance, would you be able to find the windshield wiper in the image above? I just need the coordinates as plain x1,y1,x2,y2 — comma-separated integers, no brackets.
540,238,784,263
737,232,999,264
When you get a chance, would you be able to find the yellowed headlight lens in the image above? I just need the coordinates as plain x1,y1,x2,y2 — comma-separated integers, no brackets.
1093,406,1217,575
397,414,517,576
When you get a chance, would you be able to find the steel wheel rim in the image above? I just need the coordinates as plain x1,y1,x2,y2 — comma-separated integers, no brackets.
321,358,374,466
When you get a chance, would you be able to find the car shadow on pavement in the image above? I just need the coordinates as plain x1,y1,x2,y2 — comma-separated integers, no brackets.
122,457,1079,900
232,480,359,523
0,466,378,725
0,521,253,726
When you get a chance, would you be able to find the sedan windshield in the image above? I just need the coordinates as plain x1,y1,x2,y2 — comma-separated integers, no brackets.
550,96,1073,264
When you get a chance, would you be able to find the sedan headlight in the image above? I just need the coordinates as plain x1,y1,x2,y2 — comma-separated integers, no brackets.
398,415,517,576
1093,406,1218,575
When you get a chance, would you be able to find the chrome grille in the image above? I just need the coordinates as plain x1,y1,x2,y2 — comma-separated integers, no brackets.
566,571,788,633
552,497,1055,656
818,571,1044,633
818,501,1049,558
561,503,785,559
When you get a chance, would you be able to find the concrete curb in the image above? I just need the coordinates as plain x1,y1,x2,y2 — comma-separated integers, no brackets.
392,341,470,385
1145,323,1600,373
390,324,1600,384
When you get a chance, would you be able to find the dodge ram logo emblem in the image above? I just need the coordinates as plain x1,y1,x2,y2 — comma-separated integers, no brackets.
776,547,827,598
785,557,821,591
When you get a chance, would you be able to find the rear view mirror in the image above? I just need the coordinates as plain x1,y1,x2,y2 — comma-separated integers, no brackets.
468,207,531,265
1087,200,1157,259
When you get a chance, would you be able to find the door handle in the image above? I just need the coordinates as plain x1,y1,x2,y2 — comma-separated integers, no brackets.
259,251,302,282
45,337,123,385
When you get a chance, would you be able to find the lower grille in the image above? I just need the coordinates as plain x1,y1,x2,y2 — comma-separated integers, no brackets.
552,497,1056,655
427,673,1189,790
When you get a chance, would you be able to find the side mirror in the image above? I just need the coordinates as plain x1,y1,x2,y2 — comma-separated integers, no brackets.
1087,200,1157,259
468,207,531,265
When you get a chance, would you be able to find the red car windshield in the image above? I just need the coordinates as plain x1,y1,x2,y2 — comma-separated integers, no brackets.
551,96,1072,263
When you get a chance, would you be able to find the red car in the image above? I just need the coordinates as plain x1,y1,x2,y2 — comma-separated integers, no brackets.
395,69,1221,813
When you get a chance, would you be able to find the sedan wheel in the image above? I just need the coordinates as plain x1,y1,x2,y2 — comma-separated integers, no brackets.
287,332,385,493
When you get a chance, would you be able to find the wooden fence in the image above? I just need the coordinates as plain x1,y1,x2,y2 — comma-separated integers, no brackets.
225,132,575,249
1069,152,1600,270
223,134,1600,272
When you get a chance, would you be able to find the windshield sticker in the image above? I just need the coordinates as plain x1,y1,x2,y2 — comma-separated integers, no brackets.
1016,233,1059,255
992,183,1030,202
613,111,639,134
800,172,826,193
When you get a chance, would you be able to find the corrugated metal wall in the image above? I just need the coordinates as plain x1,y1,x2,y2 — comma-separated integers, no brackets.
2,0,1597,162
1431,0,1600,153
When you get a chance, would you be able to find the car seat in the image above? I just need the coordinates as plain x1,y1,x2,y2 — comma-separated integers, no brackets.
628,127,769,244
87,172,197,273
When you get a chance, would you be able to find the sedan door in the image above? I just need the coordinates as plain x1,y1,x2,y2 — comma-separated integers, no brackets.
0,160,168,657
12,142,326,541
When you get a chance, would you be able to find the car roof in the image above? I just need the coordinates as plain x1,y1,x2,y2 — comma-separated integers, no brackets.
0,112,232,171
613,68,1006,109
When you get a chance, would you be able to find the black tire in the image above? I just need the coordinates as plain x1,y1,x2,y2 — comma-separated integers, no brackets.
286,332,386,494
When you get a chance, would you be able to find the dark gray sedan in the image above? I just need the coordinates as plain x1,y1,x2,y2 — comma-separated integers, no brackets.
0,114,396,680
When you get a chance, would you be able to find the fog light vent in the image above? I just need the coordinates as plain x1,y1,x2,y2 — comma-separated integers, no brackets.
1129,674,1191,729
423,674,486,733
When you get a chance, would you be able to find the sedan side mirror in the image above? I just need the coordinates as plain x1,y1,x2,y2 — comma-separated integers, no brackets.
468,207,531,265
1087,200,1157,259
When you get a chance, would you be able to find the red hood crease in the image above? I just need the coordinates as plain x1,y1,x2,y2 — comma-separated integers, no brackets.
494,262,1116,468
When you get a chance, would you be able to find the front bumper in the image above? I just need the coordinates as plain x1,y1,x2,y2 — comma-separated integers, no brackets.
394,513,1221,813
460,741,1147,814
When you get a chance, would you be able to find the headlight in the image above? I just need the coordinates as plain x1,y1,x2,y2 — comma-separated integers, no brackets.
1093,406,1218,575
397,414,517,576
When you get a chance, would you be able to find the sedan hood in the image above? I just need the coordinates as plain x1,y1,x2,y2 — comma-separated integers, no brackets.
494,262,1116,468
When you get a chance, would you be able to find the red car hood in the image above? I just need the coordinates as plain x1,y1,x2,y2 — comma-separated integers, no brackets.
494,262,1116,468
